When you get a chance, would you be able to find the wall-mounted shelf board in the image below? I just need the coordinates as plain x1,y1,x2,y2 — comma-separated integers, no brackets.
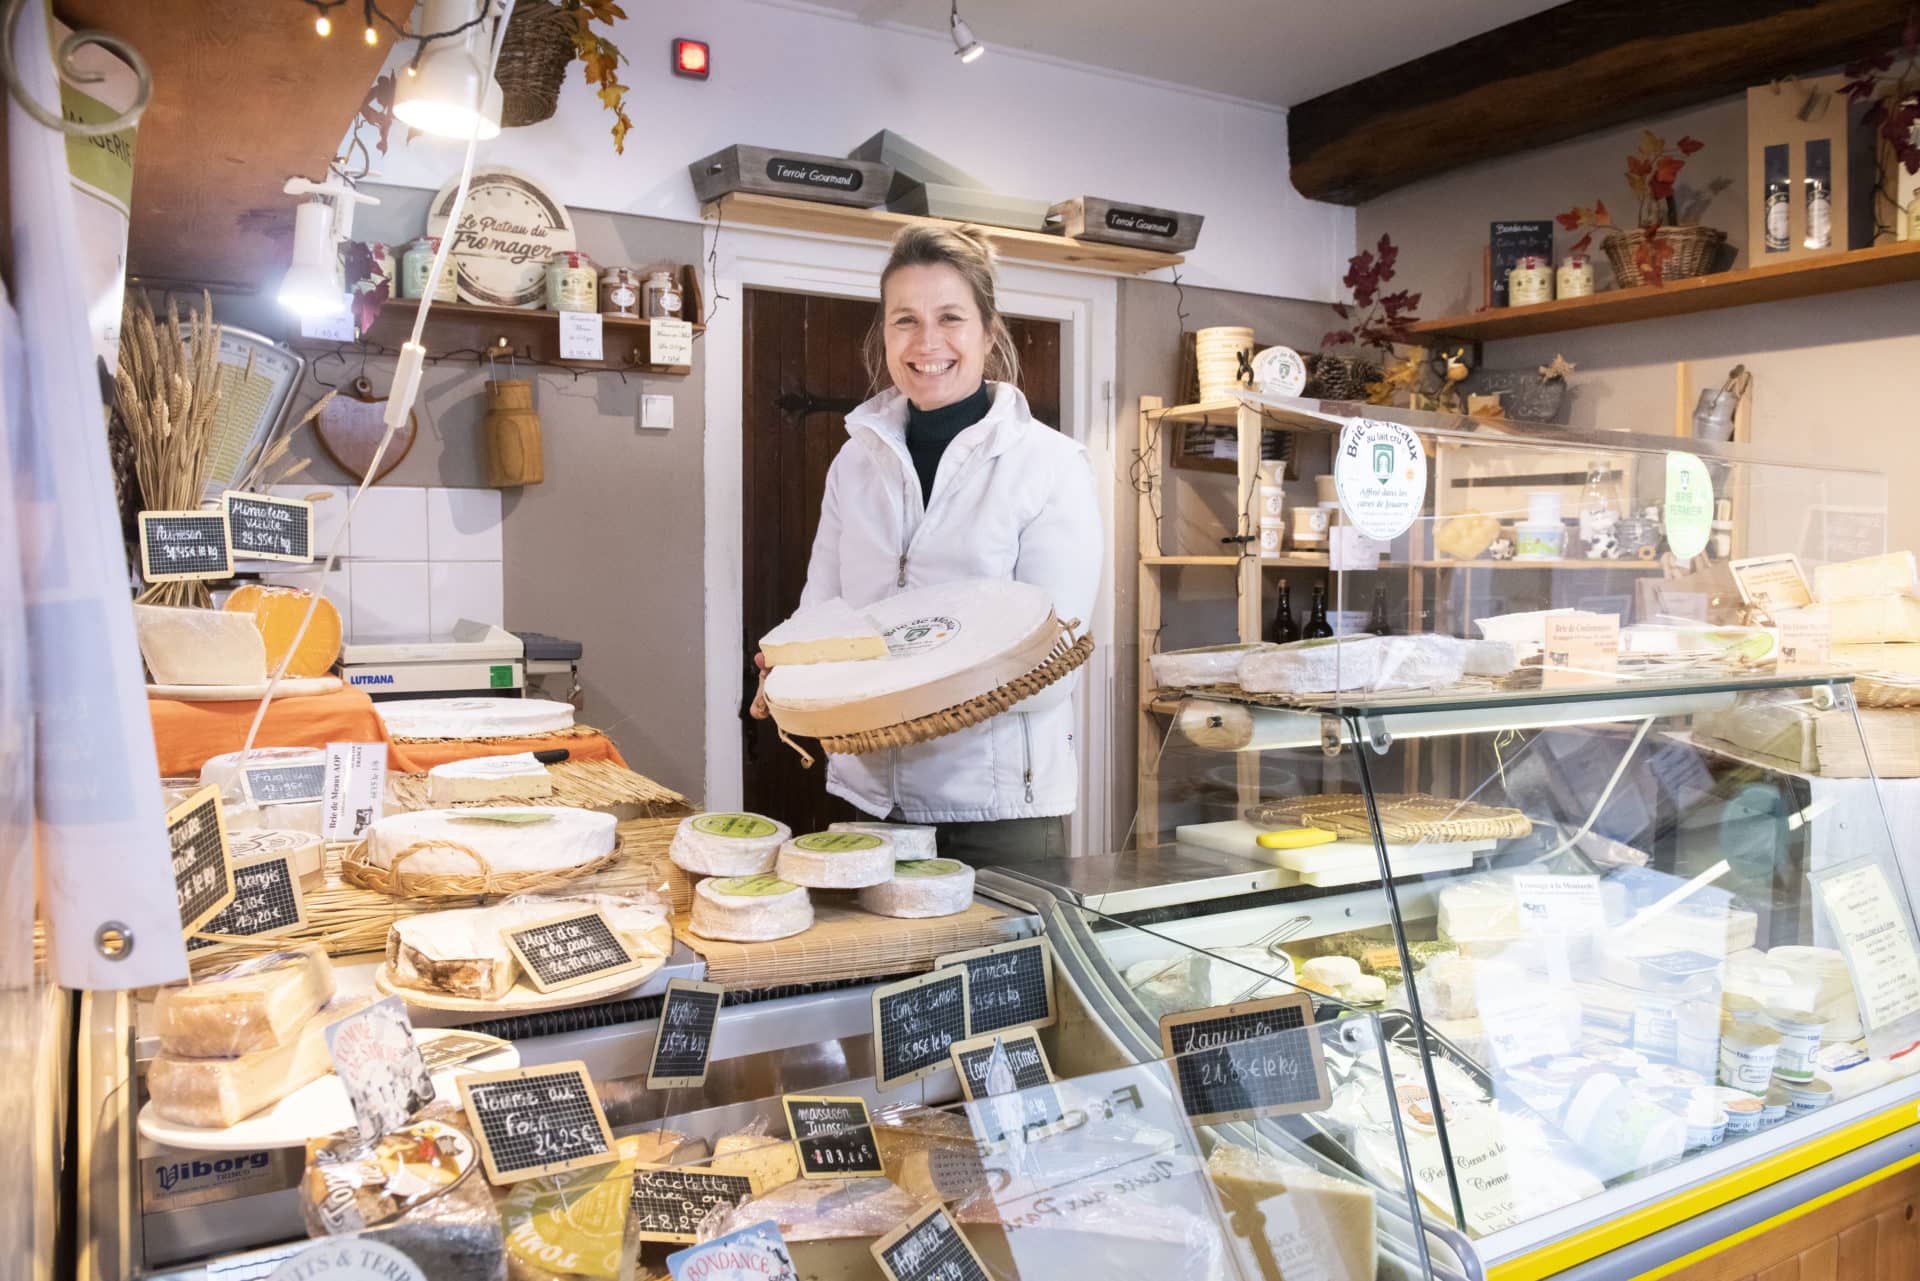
291,299,703,374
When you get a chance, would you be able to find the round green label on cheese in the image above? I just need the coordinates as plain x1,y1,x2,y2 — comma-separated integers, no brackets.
895,859,965,877
691,813,779,840
793,831,884,852
711,874,800,897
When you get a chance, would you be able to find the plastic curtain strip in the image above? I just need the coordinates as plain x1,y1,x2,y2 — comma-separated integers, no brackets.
9,0,187,991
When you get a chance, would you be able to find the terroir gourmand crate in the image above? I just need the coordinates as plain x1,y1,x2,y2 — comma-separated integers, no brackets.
689,145,893,209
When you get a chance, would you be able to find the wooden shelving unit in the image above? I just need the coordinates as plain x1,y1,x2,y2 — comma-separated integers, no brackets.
1410,241,1920,343
706,193,1183,276
293,299,704,375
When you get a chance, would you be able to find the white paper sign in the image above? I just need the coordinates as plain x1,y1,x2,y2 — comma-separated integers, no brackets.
1814,860,1920,1032
558,310,603,361
1329,524,1385,571
650,317,694,367
1409,1111,1520,1236
322,741,387,840
1513,874,1607,935
298,299,357,343
1477,984,1573,1067
1334,418,1426,542
1777,605,1832,674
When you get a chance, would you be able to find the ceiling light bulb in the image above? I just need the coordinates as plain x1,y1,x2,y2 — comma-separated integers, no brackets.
315,13,331,35
277,200,346,318
392,0,497,139
950,14,984,62
364,24,378,45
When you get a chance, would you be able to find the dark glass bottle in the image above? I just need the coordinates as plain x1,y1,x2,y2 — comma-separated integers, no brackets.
1303,582,1334,639
1366,585,1392,635
1269,579,1300,644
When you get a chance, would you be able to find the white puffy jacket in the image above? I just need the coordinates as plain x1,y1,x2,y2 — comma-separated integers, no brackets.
797,382,1103,823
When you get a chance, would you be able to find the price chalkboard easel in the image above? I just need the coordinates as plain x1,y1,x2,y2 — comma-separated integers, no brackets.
186,851,307,951
648,979,724,1089
872,967,970,1090
457,1060,616,1185
138,510,233,582
502,909,645,994
871,1202,991,1281
240,760,327,806
629,1164,756,1243
168,784,236,937
782,1094,884,1181
938,937,1055,1035
1158,993,1331,1126
222,491,313,562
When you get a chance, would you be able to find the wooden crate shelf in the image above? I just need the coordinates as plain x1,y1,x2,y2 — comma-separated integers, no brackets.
293,299,703,375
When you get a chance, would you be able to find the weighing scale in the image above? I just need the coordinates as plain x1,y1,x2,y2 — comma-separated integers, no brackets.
340,620,526,700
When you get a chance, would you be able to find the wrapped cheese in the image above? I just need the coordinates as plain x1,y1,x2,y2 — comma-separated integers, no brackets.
150,994,372,1128
154,946,336,1057
1814,551,1920,603
1237,634,1514,696
708,1134,802,1194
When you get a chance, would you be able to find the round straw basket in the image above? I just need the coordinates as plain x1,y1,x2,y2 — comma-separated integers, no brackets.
341,835,622,898
495,0,577,128
1604,225,1724,287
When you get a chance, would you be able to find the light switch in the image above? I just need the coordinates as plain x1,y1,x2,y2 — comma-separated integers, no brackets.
641,394,674,429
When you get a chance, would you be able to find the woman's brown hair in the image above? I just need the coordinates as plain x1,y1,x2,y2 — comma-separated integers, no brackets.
863,224,1020,392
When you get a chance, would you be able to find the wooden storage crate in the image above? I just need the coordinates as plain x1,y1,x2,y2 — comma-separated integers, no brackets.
1046,196,1203,252
689,145,892,209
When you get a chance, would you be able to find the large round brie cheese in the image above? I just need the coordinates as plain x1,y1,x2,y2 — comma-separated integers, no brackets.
828,821,936,860
775,831,895,889
858,859,974,918
365,807,615,878
377,697,576,740
670,813,791,877
690,874,812,942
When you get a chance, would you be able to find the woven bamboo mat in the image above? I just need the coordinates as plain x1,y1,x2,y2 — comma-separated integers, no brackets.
673,899,1023,988
386,759,693,820
1246,793,1532,843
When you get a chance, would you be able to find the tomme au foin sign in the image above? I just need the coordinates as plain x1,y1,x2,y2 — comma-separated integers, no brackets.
1334,418,1427,542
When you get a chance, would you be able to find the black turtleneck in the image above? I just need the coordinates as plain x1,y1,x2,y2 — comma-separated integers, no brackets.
905,381,991,506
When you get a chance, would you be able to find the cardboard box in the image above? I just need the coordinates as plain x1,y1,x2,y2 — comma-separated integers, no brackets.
1747,75,1851,261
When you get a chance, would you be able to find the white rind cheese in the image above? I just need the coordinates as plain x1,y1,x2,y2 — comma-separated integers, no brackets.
761,597,887,666
690,874,812,942
365,807,615,879
198,748,326,835
387,896,671,1002
1815,551,1920,602
775,831,896,888
858,859,974,918
228,828,325,889
376,697,576,740
670,813,791,877
829,821,936,860
427,752,554,804
134,605,268,686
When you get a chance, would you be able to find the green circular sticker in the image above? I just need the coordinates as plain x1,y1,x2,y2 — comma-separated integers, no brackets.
691,813,779,840
794,831,884,852
711,874,800,896
895,859,964,877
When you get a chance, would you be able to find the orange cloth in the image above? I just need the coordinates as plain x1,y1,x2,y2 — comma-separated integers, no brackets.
385,731,627,773
147,687,390,778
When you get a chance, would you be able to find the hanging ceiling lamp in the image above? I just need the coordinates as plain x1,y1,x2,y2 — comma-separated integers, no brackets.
393,0,502,140
949,0,984,63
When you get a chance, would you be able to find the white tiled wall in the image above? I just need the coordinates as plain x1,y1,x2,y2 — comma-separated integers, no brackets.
271,485,505,641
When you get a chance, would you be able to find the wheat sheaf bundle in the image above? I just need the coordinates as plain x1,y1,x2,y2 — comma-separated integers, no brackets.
114,290,233,606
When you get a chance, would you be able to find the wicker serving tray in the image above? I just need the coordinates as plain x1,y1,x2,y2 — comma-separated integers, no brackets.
1245,793,1533,844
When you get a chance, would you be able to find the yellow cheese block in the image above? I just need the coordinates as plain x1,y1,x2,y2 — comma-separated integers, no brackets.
709,1134,801,1194
1256,827,1338,850
1206,1144,1378,1281
223,583,342,677
154,947,336,1057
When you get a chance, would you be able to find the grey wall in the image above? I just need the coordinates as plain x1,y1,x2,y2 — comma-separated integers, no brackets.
233,186,709,801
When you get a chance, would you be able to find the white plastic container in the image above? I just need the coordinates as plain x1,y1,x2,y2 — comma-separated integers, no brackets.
1515,522,1565,560
1764,1007,1824,1084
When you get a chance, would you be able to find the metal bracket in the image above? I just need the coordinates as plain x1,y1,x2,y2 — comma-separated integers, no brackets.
1362,716,1392,755
1319,715,1344,758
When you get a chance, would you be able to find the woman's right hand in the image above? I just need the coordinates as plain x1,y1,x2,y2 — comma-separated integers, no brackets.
749,651,771,720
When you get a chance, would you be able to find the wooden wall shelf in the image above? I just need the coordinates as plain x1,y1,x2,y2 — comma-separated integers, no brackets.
292,299,703,375
706,193,1183,276
1411,241,1920,343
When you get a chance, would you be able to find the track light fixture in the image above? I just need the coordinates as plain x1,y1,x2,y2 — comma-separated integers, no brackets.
949,0,984,63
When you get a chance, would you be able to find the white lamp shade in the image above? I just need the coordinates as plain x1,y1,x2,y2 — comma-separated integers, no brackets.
277,200,346,317
394,26,497,140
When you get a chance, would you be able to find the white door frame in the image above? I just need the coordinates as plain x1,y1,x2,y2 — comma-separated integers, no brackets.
701,222,1119,857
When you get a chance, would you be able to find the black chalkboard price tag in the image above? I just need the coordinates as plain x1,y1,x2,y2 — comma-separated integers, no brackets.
1158,993,1332,1126
502,909,644,994
938,937,1055,1036
241,761,327,806
872,967,970,1090
871,1201,991,1281
138,509,233,583
186,852,307,951
168,784,236,937
457,1060,616,1185
648,979,724,1089
1488,219,1555,308
629,1164,756,1244
949,1029,1063,1138
782,1094,885,1181
222,490,313,562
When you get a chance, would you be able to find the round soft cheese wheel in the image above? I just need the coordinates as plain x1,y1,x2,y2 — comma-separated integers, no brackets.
828,821,936,861
858,859,975,919
376,697,576,740
775,831,895,889
366,807,616,878
670,813,791,877
690,874,812,942
229,828,325,889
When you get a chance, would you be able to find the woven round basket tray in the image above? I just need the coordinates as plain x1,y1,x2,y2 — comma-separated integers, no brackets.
341,835,621,898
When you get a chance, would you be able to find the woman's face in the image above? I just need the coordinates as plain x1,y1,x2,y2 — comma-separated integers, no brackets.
882,263,990,410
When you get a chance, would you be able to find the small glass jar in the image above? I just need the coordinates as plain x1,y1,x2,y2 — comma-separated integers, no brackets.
400,236,456,301
643,270,682,320
546,250,597,313
1508,254,1554,306
1556,252,1595,299
600,266,642,317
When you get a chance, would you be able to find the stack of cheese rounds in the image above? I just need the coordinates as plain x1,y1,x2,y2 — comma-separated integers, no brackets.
827,820,936,860
859,858,975,918
669,812,791,876
775,830,895,888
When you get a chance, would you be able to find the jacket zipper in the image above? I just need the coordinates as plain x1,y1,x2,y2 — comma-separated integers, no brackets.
1019,714,1034,803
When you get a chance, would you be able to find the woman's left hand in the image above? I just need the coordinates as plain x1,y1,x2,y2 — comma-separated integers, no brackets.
749,651,771,720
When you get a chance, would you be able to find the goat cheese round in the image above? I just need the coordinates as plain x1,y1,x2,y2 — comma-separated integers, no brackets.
376,697,576,740
670,813,791,877
775,831,895,889
858,858,974,919
828,821,936,861
366,807,616,879
690,874,812,942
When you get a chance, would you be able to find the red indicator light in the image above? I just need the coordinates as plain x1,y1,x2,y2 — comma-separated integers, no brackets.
674,38,709,79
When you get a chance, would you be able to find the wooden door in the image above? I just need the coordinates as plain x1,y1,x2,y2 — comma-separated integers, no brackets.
740,287,1061,831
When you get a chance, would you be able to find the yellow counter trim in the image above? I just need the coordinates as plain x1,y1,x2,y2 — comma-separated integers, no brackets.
1486,1101,1919,1281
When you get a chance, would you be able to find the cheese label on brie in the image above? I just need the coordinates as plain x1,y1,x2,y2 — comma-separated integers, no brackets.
711,874,802,897
884,615,961,657
792,832,884,853
691,813,780,840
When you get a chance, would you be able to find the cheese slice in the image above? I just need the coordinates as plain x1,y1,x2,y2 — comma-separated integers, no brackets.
428,752,554,804
149,994,372,1129
228,828,325,890
1206,1145,1378,1281
133,604,268,686
775,831,896,888
366,807,616,879
1828,595,1920,645
670,813,791,877
376,697,576,740
154,947,337,1057
761,597,886,666
828,821,936,860
1815,551,1920,603
690,874,811,942
857,858,974,918
709,1135,802,1194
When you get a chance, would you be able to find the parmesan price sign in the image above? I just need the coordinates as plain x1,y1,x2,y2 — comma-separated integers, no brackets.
138,510,233,583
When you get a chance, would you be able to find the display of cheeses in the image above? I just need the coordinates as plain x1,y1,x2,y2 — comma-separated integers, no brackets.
227,827,326,890
198,747,326,834
148,994,374,1129
760,597,887,666
133,604,269,686
828,819,936,860
857,857,974,918
375,696,576,740
364,806,616,879
764,578,1069,736
689,874,813,941
154,947,337,1058
385,895,671,1003
774,830,896,888
427,751,554,804
669,812,792,876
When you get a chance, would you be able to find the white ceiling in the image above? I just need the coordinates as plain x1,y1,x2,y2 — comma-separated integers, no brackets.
770,0,1563,107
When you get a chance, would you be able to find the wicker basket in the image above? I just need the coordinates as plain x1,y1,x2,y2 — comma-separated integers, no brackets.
341,834,621,898
495,0,576,129
1604,225,1724,288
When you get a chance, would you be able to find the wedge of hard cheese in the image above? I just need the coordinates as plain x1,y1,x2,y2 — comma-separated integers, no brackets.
761,597,886,666
1814,550,1920,602
154,947,337,1057
708,1134,801,1194
149,995,372,1129
1206,1144,1378,1281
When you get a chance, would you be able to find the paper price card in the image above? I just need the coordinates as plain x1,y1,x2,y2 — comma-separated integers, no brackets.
1729,553,1813,613
322,742,386,840
1476,984,1574,1068
1542,612,1620,689
325,996,434,1143
1513,874,1606,936
1776,606,1832,675
650,317,693,367
1814,859,1920,1033
1409,1111,1521,1237
558,311,603,361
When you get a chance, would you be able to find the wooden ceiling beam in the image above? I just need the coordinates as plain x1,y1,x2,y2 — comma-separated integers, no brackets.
1288,0,1911,206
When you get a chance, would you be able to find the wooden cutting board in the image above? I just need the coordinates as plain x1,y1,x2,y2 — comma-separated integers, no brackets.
315,376,415,483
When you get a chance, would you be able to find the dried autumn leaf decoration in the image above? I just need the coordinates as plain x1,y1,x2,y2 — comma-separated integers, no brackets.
342,240,391,336
562,0,634,153
1323,234,1421,352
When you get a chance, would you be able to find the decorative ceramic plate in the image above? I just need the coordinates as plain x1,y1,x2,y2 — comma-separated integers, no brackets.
427,166,576,309
1251,345,1307,397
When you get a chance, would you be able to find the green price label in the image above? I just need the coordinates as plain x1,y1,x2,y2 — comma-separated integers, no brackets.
489,664,513,688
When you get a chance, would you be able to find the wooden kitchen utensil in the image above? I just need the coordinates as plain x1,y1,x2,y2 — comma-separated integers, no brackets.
483,378,544,486
315,376,416,483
